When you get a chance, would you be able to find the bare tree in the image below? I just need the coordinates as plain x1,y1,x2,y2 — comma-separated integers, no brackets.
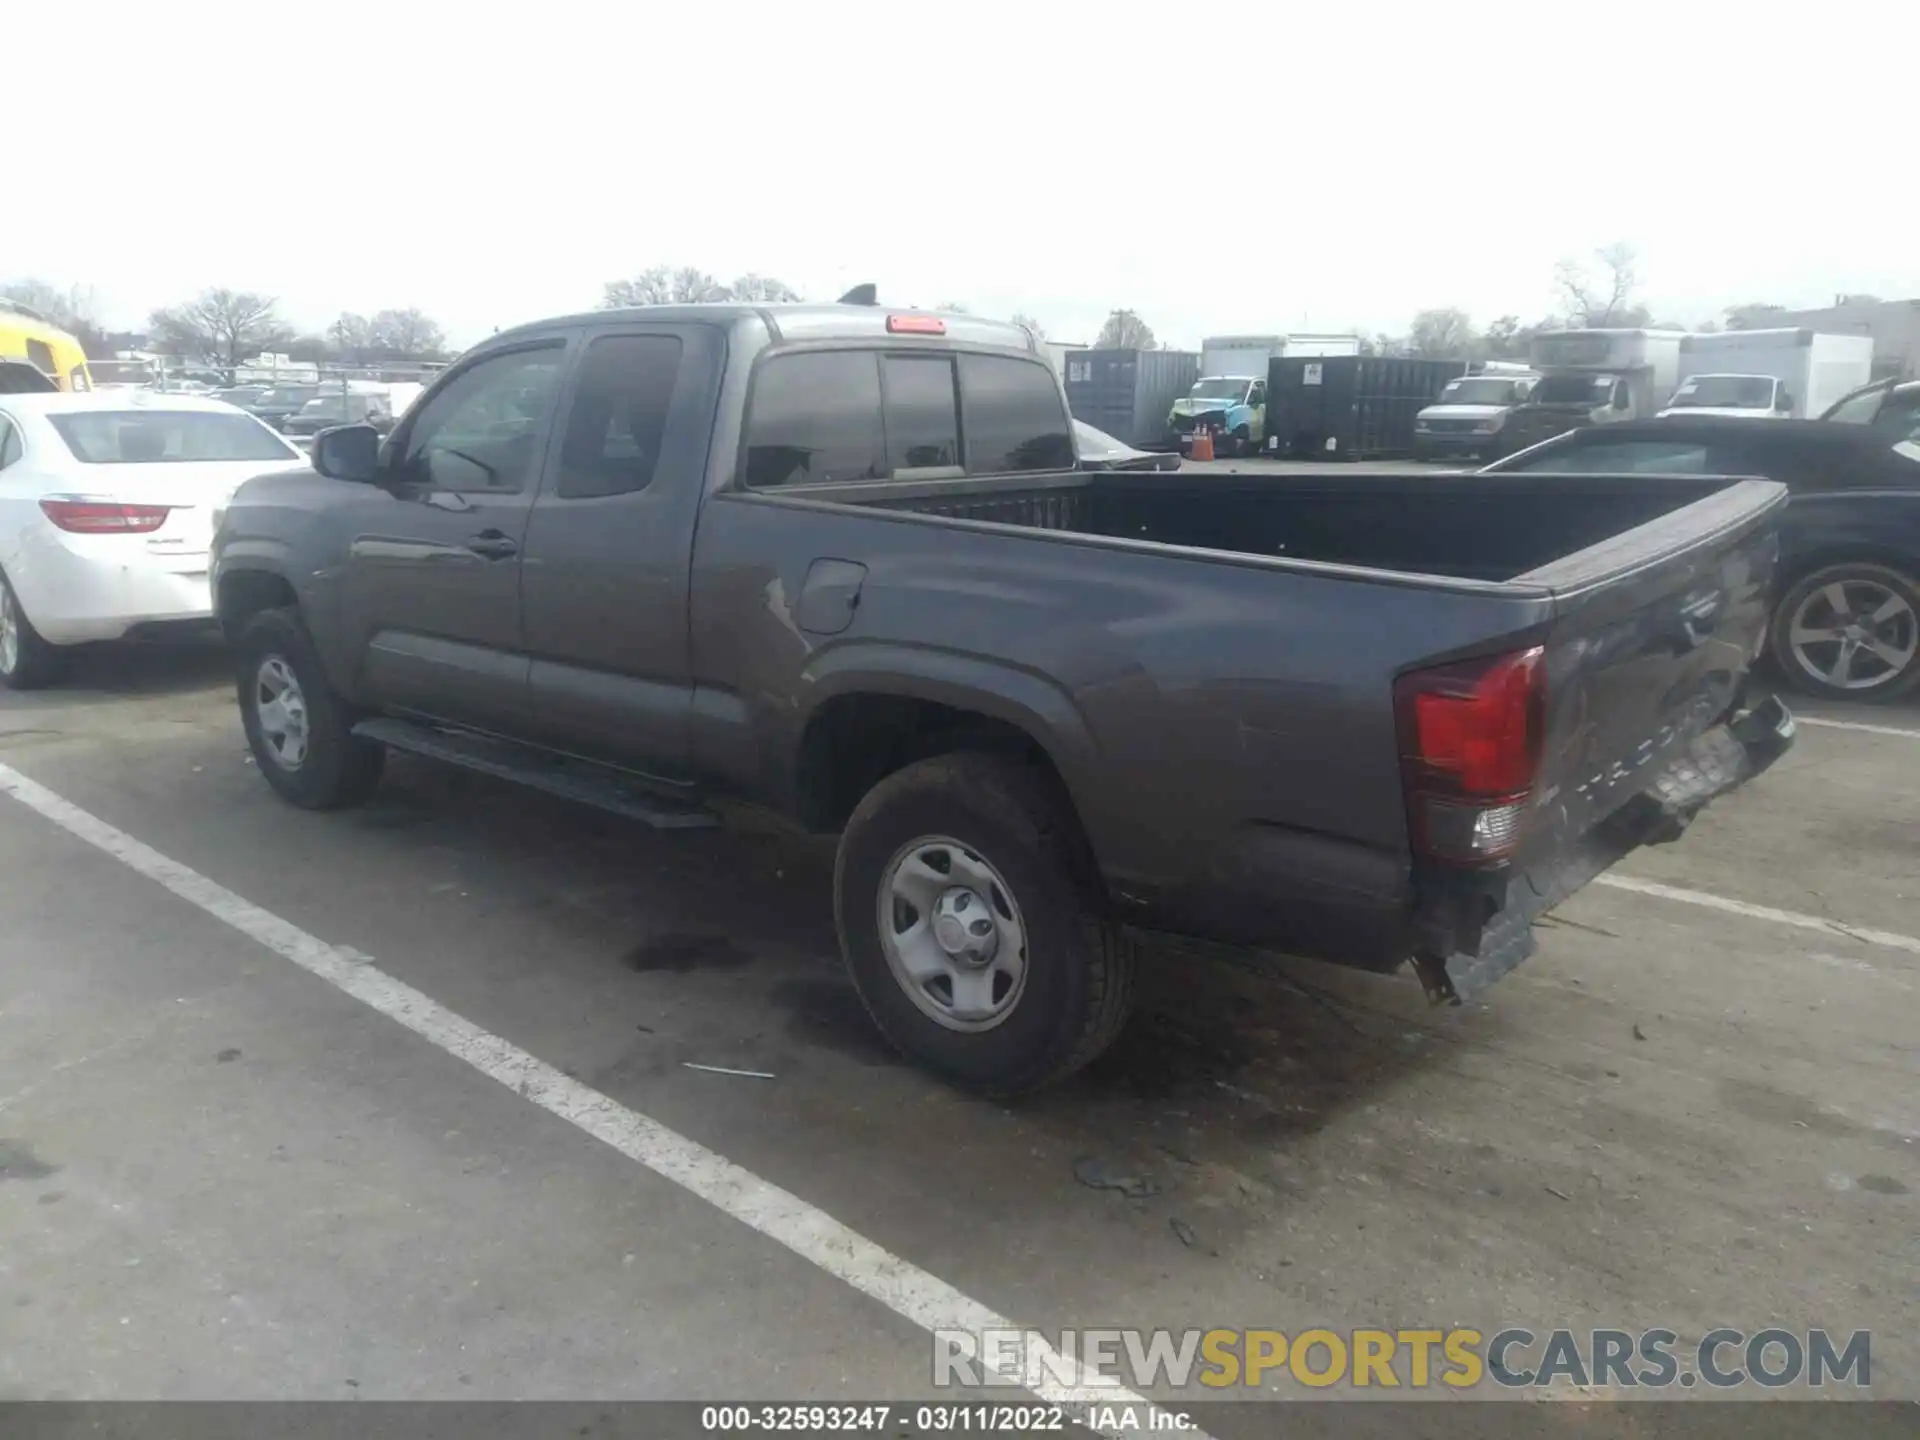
149,289,291,367
1408,307,1477,358
601,267,676,308
369,307,447,359
1009,312,1047,342
1479,315,1521,358
2,278,113,357
601,265,750,307
728,274,802,303
1093,309,1157,350
327,312,375,363
1555,243,1646,327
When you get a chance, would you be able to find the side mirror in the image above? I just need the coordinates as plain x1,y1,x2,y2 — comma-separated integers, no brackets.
311,423,382,483
1777,391,1793,412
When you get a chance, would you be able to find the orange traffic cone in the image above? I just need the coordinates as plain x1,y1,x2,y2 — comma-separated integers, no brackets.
1190,429,1214,462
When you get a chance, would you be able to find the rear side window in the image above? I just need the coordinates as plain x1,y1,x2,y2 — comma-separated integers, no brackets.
555,334,684,498
883,356,960,472
959,354,1073,474
744,351,883,487
48,410,300,463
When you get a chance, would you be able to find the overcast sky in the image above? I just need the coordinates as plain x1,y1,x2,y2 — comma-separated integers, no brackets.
12,4,1912,350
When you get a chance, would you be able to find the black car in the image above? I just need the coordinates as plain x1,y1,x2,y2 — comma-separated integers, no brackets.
1483,417,1920,701
1073,419,1182,472
245,384,324,429
1822,376,1920,437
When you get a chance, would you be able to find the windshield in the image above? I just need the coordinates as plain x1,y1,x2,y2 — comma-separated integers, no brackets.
1072,419,1127,457
1437,378,1521,405
1189,378,1251,403
1669,376,1776,409
49,410,302,464
1532,373,1614,405
1823,383,1888,424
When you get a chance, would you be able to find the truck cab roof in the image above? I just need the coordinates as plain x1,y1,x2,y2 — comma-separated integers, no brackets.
492,303,1042,356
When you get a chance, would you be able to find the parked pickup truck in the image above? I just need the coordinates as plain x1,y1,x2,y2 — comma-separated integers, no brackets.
210,300,1797,1095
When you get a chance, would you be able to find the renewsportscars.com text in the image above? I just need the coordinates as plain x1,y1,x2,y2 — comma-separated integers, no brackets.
933,1326,1872,1392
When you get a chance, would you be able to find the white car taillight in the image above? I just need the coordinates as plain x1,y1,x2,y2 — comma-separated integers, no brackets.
39,499,173,535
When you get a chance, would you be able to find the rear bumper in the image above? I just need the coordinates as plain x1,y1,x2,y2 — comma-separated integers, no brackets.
1412,690,1797,1002
1133,691,1795,1000
8,539,213,645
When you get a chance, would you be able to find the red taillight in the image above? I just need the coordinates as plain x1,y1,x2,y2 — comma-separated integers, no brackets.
39,499,173,534
886,314,946,335
1395,646,1545,865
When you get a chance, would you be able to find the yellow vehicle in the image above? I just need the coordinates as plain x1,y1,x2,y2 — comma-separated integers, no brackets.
0,300,91,390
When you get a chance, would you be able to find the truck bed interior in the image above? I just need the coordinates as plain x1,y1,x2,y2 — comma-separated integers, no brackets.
837,471,1742,583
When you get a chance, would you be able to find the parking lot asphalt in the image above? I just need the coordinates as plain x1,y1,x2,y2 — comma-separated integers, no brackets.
1,638,1915,1412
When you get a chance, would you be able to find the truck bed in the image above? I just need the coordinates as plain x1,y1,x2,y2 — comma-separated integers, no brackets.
836,468,1747,585
701,463,1786,992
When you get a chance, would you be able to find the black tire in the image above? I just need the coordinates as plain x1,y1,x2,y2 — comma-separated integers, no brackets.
1768,562,1920,703
1231,426,1252,458
834,752,1135,1096
235,606,385,808
0,569,66,690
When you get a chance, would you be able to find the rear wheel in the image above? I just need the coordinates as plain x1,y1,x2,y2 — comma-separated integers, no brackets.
1769,563,1920,702
834,752,1135,1095
0,571,66,691
236,607,385,807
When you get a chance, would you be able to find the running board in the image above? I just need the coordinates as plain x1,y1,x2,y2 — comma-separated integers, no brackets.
350,718,718,830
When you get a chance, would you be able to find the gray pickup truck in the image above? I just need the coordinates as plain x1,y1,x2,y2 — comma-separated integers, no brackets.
210,299,1796,1094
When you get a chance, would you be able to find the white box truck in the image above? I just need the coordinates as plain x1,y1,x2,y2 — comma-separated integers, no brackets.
1199,333,1359,377
1658,329,1875,420
1505,328,1688,450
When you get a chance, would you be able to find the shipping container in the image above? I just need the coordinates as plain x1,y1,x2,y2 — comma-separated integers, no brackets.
1265,355,1468,460
1063,348,1200,450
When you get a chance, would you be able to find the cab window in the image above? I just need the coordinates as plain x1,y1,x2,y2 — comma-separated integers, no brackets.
958,354,1073,474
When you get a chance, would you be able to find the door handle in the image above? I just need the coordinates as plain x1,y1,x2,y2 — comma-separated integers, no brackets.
466,530,519,560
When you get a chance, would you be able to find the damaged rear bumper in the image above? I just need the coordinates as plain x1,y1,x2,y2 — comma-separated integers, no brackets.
1411,691,1796,1004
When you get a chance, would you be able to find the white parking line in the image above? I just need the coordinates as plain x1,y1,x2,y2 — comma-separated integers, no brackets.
1595,874,1920,957
1795,715,1920,740
0,761,1192,1436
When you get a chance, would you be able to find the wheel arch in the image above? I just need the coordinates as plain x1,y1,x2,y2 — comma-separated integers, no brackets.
789,647,1106,889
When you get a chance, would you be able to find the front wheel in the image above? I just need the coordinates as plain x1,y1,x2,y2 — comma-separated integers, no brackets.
0,571,66,690
236,607,386,807
834,752,1135,1095
1769,563,1920,702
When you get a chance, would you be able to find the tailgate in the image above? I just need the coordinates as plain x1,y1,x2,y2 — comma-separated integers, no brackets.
1416,476,1795,999
1525,476,1788,844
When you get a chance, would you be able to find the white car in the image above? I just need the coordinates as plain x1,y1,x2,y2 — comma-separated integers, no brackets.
0,390,307,688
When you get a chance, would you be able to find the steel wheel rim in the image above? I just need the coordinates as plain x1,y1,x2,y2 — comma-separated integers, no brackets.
0,585,17,675
253,656,311,769
1787,579,1918,691
877,834,1029,1033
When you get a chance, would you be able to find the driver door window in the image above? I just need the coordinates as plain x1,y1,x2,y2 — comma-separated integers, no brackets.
394,344,565,493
